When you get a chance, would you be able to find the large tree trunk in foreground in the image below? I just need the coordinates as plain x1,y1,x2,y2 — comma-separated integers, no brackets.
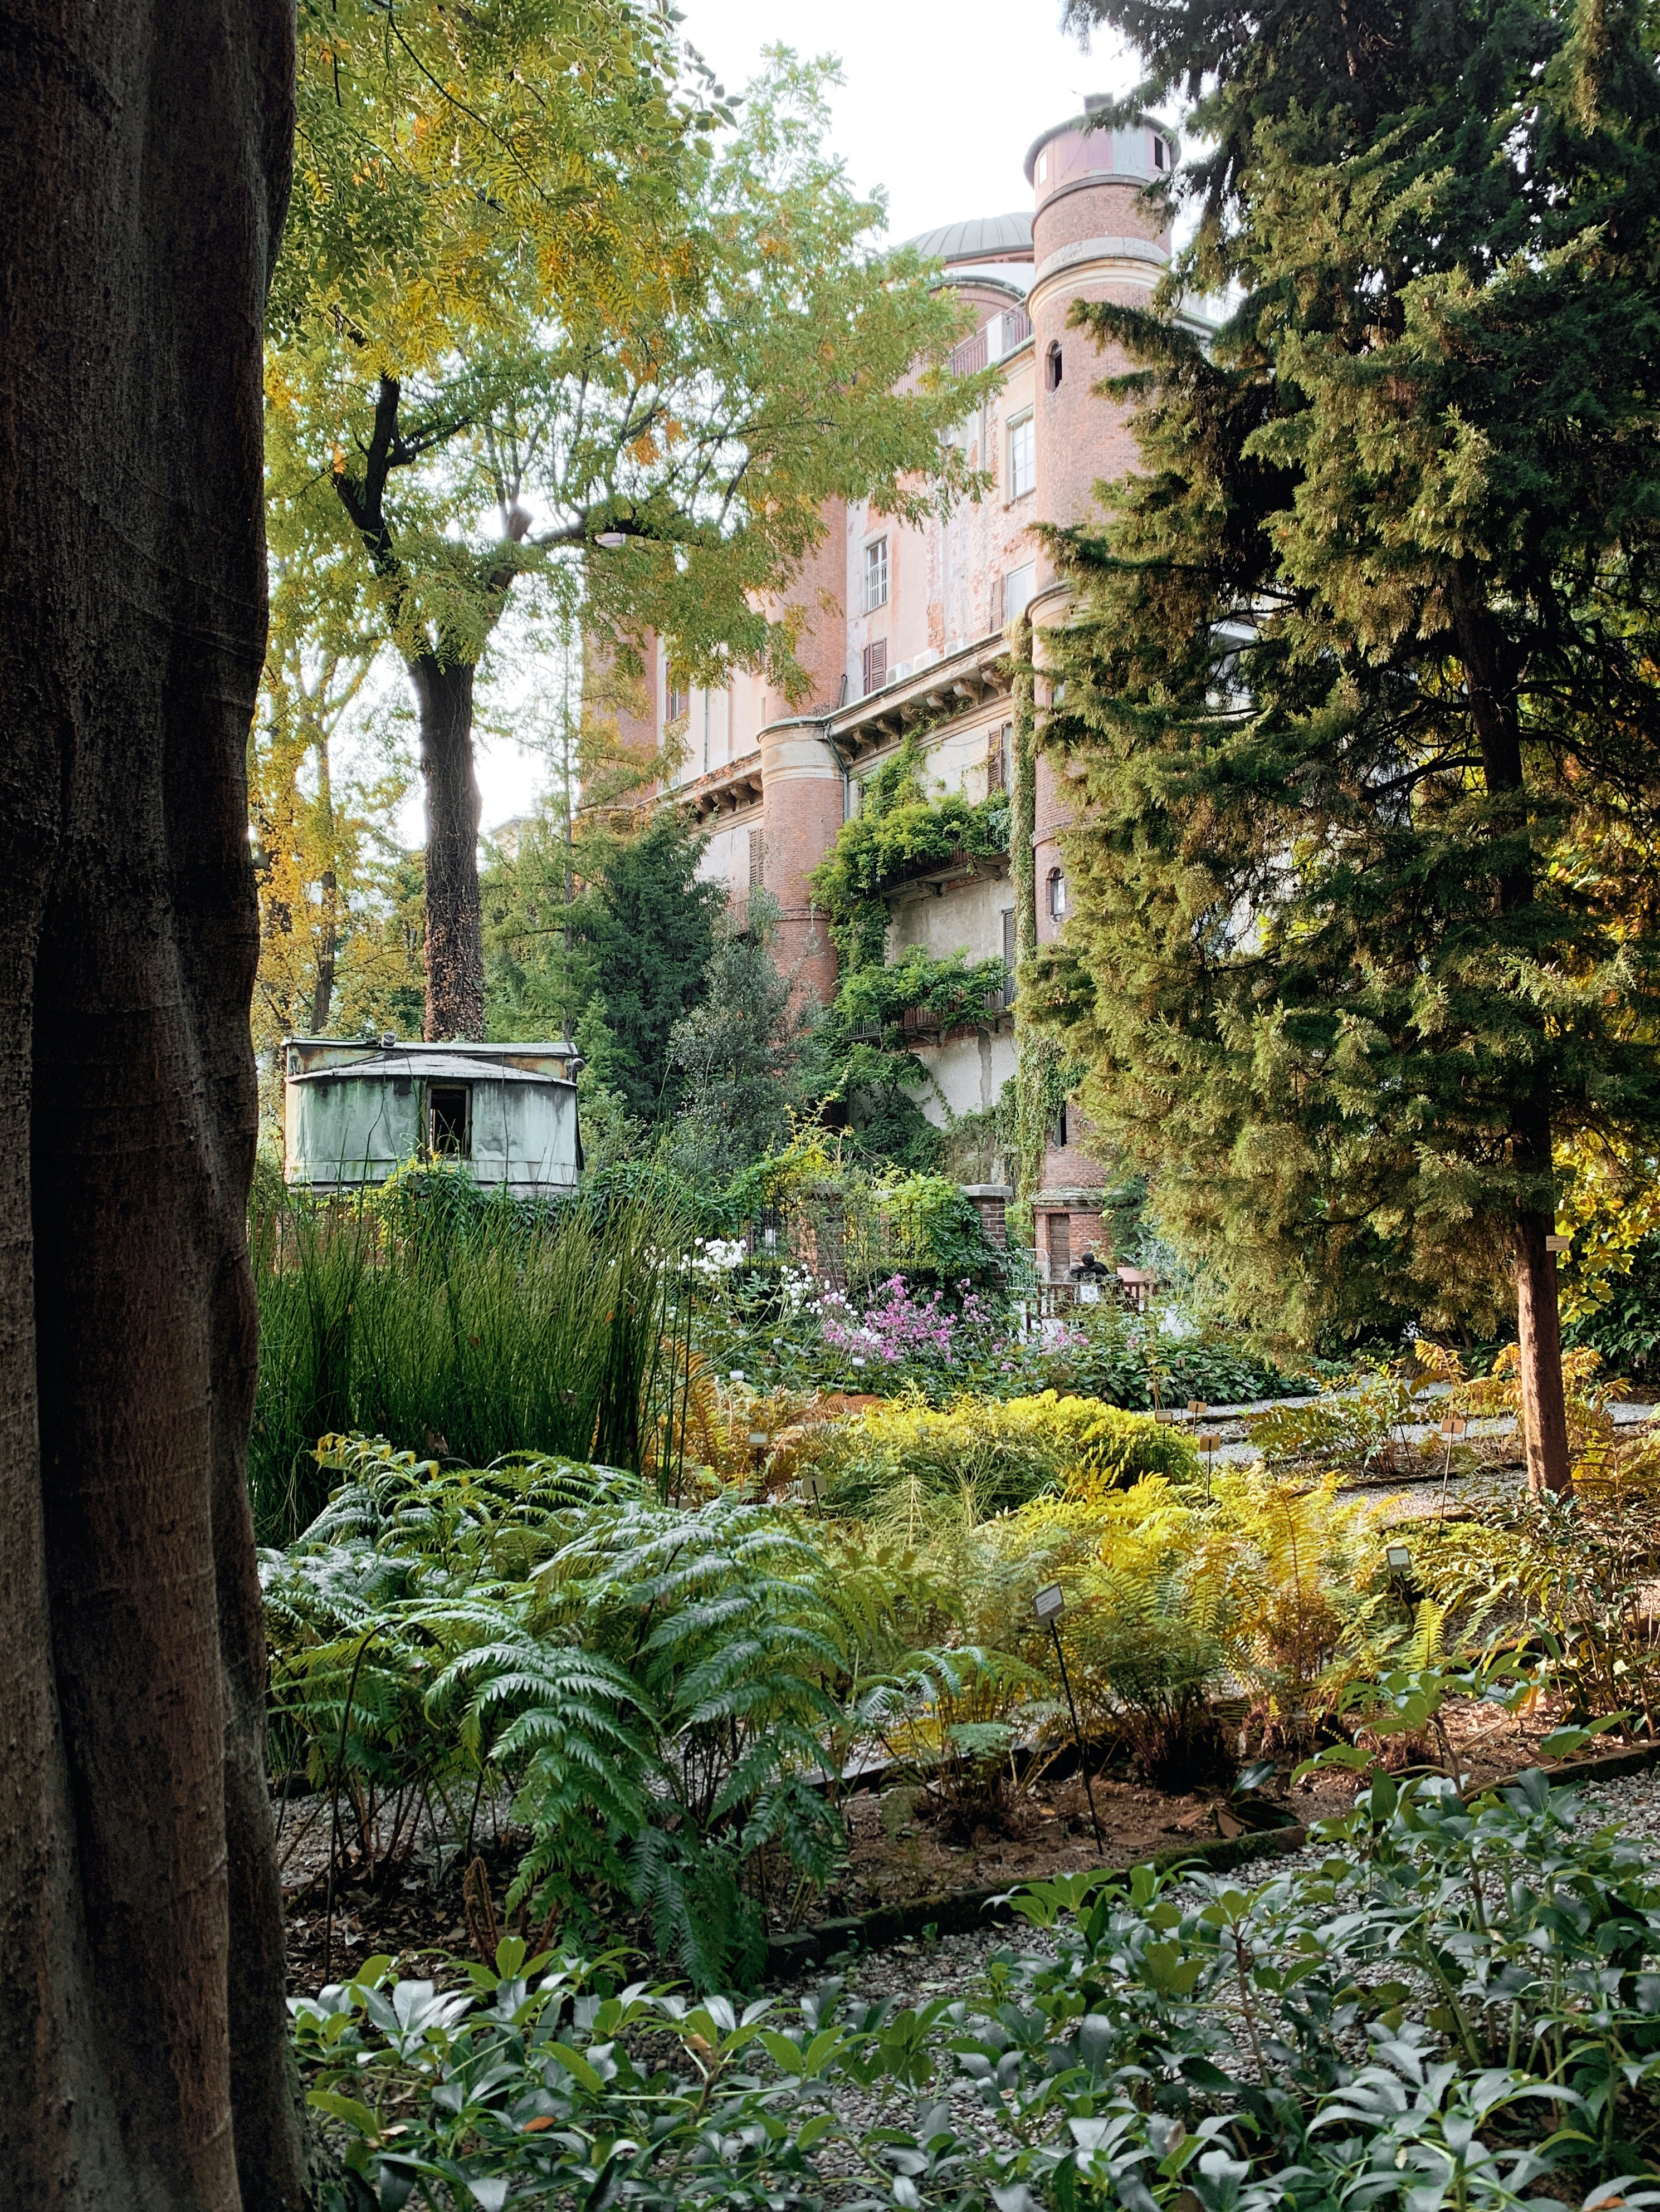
0,4,307,2206
412,654,486,1040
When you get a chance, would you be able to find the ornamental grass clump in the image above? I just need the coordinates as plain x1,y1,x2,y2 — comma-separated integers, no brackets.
249,1163,687,1540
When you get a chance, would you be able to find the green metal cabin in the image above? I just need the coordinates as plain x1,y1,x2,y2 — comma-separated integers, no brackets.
281,1038,580,1195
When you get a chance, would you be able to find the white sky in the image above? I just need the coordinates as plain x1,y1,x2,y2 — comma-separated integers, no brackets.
434,0,1135,841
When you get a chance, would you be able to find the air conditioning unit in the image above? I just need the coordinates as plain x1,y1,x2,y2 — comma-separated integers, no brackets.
912,646,939,672
892,660,912,682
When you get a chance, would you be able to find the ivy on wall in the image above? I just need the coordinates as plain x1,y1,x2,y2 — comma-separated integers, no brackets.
809,734,1010,972
805,731,1014,1171
1007,616,1048,1244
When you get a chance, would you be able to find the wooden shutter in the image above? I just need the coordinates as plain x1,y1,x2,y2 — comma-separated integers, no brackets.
862,638,887,695
748,828,765,890
986,723,1008,792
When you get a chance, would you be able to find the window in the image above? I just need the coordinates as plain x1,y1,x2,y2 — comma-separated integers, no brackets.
861,638,887,695
748,828,765,891
1002,907,1017,1005
1004,562,1036,624
985,722,1009,794
1047,865,1067,920
1046,341,1063,391
665,682,689,722
429,1084,471,1158
863,535,889,612
1153,132,1168,173
1008,409,1035,498
1050,1101,1070,1149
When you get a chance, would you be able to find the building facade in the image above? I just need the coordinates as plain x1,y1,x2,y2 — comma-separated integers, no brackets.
628,101,1184,1276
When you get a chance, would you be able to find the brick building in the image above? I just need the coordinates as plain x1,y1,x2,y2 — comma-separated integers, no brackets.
620,100,1189,1278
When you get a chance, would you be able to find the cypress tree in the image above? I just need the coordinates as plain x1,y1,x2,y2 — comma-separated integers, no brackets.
1045,0,1660,1489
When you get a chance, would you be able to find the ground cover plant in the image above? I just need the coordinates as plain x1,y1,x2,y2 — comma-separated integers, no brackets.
294,1769,1660,2211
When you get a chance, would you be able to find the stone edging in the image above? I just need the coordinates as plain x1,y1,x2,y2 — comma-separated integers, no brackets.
761,1736,1660,1984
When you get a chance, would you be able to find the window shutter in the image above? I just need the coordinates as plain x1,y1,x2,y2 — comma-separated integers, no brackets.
989,574,1004,631
986,725,1008,792
748,829,765,890
862,638,887,695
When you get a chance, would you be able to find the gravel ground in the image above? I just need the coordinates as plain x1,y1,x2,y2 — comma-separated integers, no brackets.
754,1761,1660,2146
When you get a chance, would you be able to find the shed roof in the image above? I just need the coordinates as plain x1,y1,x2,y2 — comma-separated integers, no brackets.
287,1050,575,1090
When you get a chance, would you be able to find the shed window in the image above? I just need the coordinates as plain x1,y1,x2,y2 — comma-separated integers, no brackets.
429,1084,471,1157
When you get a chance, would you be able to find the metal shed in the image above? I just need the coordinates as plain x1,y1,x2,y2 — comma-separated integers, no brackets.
281,1038,581,1195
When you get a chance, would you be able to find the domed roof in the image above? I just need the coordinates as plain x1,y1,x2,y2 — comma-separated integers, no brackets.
903,212,1034,267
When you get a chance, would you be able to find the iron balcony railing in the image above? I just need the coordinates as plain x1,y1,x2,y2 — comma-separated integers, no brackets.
948,306,1032,380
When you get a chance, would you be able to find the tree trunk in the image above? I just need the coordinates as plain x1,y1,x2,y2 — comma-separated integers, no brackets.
1453,579,1573,1495
310,736,338,1034
0,5,308,2208
1516,1206,1573,1496
411,654,486,1040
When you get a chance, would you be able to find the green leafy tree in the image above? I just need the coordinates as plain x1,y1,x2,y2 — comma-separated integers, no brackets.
491,806,723,1125
1044,0,1660,1490
271,11,987,1039
666,889,818,1178
250,584,419,1065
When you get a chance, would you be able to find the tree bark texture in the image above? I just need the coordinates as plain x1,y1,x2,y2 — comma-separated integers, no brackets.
0,4,307,2206
412,655,487,1040
309,738,339,1035
1452,580,1573,1495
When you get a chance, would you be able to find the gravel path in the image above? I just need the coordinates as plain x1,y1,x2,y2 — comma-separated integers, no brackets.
758,1762,1660,2145
774,1765,1660,2011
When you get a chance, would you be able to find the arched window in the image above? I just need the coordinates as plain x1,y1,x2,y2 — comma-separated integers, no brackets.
1046,340,1063,391
1047,866,1067,920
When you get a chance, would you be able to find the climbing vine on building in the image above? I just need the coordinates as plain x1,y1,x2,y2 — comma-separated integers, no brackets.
805,732,1013,1169
1006,615,1054,1242
809,735,1010,970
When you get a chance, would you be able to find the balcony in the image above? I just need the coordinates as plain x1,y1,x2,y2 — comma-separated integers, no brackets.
949,306,1031,378
949,329,988,378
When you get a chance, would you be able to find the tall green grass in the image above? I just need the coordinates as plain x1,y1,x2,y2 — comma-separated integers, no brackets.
248,1162,690,1542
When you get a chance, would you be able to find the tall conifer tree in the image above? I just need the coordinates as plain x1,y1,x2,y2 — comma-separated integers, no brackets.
1046,0,1660,1489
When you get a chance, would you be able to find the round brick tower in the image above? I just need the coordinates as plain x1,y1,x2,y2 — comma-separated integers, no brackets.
1028,105,1175,578
1025,106,1175,1274
758,718,843,1006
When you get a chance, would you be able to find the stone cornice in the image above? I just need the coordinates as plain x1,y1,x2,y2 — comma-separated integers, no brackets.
1028,234,1166,317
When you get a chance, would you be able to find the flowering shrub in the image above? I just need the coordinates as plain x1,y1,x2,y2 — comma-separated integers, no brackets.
820,1274,993,1367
